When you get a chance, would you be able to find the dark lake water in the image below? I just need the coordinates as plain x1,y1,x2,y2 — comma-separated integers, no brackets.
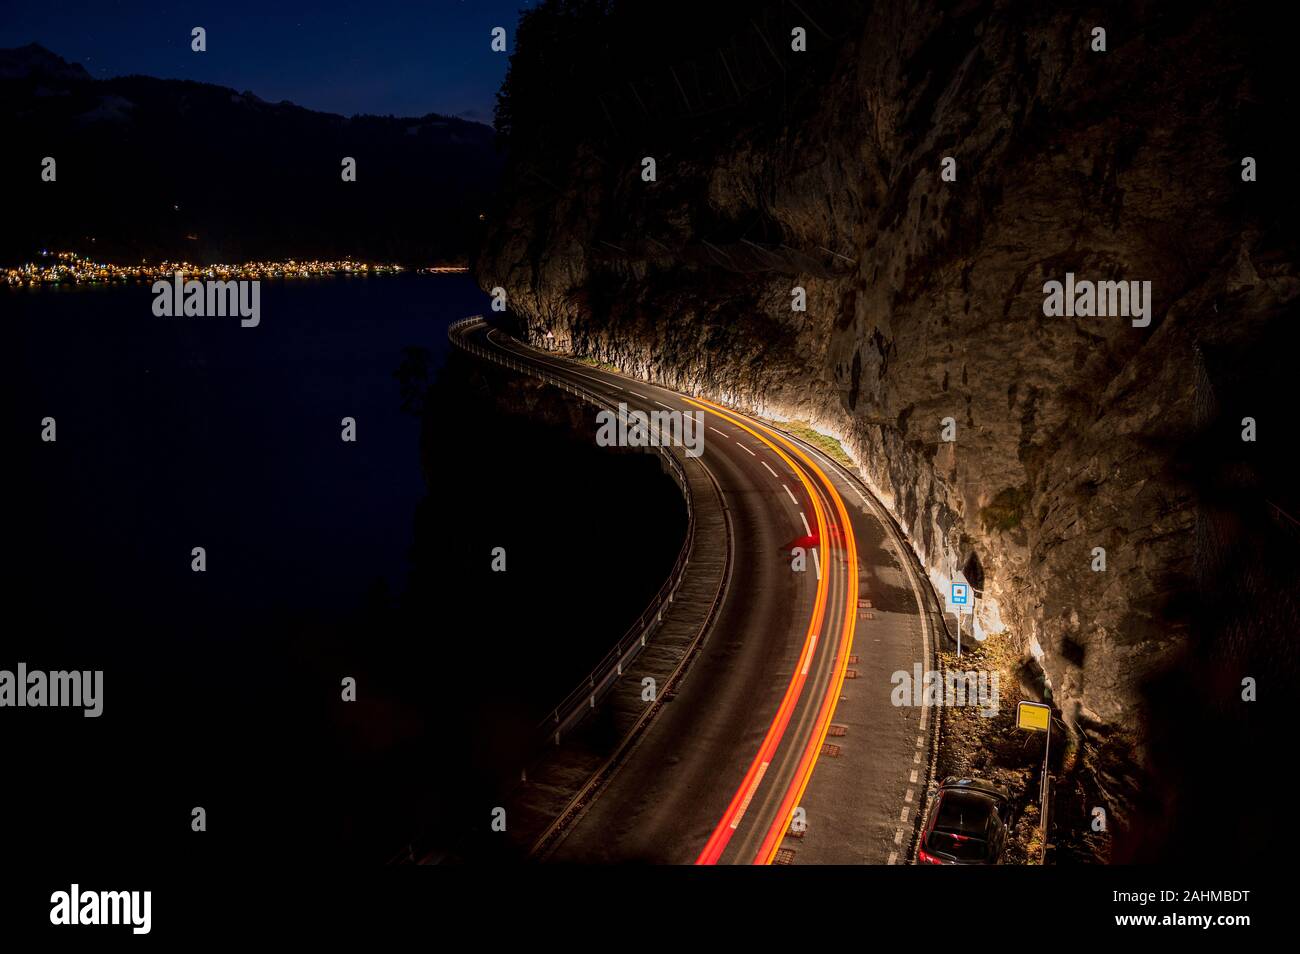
9,274,472,614
3,274,685,864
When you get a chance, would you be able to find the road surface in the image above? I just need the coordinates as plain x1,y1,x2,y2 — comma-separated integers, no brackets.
457,317,942,865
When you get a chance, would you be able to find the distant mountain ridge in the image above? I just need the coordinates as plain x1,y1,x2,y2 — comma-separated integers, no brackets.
0,42,93,81
1,44,502,264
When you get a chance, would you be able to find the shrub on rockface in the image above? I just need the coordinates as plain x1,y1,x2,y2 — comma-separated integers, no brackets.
980,485,1031,533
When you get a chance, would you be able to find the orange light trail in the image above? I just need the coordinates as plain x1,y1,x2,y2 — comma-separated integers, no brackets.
689,398,831,865
747,423,859,865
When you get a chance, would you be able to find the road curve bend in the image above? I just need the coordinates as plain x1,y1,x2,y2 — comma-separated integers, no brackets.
454,316,943,865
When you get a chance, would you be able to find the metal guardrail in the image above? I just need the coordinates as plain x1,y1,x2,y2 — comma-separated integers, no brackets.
448,316,697,757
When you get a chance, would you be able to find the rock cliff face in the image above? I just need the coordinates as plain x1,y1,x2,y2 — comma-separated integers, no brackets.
478,0,1296,857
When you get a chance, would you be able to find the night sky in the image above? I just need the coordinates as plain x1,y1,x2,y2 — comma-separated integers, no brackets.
0,0,539,123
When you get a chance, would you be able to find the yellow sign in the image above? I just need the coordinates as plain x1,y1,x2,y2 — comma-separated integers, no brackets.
1016,701,1050,732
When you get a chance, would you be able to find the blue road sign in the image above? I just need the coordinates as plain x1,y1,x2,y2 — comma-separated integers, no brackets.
951,583,970,605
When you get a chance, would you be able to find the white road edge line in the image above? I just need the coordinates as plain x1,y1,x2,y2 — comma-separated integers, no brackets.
790,433,939,866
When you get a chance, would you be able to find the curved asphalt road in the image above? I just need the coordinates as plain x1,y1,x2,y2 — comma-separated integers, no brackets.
461,318,936,865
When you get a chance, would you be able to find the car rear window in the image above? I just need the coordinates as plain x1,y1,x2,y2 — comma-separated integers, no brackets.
926,830,990,861
927,790,996,860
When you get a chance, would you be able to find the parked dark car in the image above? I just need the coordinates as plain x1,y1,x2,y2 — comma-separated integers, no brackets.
917,777,1012,864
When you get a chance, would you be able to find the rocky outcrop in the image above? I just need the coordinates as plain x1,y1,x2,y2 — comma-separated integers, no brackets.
477,0,1296,856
